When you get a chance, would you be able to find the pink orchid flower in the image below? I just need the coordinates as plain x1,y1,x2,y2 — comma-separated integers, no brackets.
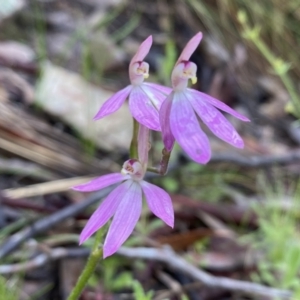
159,32,250,164
94,36,171,131
72,159,174,258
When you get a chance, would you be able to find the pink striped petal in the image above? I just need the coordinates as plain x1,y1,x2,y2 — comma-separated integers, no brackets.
72,173,129,192
175,32,203,65
140,84,168,110
129,86,160,131
138,124,150,168
187,89,250,122
159,93,175,151
130,36,152,65
103,181,142,258
187,91,244,148
140,180,174,227
94,85,132,120
143,82,172,95
170,92,211,164
79,180,133,244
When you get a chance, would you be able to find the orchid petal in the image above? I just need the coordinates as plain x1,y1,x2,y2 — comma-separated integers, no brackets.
129,86,160,131
138,124,150,168
176,32,203,65
159,93,175,151
79,180,132,244
170,92,211,164
187,92,244,148
143,82,172,95
130,36,152,65
188,89,250,122
141,181,174,227
103,181,142,258
72,173,129,192
94,85,132,120
140,84,168,110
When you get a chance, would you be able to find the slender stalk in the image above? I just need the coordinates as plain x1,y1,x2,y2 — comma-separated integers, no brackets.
129,119,139,159
238,11,300,118
251,37,300,117
147,147,171,175
67,229,104,300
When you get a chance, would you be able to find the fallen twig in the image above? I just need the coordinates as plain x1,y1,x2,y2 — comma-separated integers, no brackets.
210,151,300,167
155,270,185,300
3,176,95,199
0,246,292,299
0,157,58,181
118,247,292,300
0,247,89,274
0,187,113,258
0,195,57,214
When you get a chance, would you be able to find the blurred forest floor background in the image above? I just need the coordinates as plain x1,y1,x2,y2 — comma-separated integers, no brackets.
0,0,300,299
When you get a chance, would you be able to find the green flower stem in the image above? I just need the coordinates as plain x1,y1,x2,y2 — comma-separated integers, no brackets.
67,229,104,300
129,119,139,159
147,147,171,175
238,10,300,118
250,37,300,117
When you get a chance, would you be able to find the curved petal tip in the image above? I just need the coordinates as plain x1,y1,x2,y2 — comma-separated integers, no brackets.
130,36,153,65
79,235,86,245
103,247,116,259
176,32,203,65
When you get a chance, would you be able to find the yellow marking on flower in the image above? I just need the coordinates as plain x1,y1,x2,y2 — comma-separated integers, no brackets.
125,165,134,173
183,70,197,85
137,65,149,79
191,76,197,84
121,169,127,175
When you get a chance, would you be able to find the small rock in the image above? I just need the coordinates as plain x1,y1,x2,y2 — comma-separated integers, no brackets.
35,62,132,151
0,0,26,22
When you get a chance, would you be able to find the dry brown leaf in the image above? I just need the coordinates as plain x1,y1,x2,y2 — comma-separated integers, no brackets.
156,228,214,251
